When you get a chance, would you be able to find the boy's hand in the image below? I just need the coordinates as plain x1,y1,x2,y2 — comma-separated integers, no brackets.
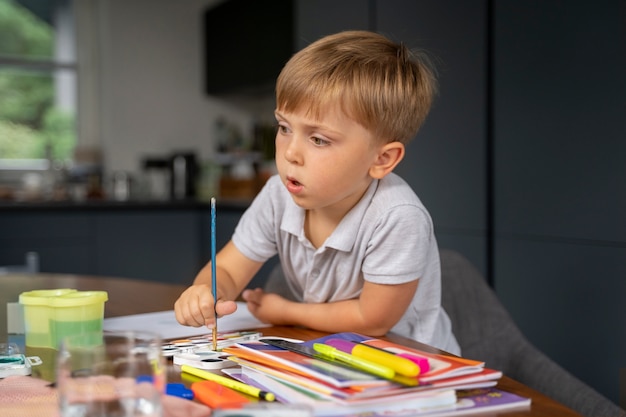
174,284,238,328
241,288,289,324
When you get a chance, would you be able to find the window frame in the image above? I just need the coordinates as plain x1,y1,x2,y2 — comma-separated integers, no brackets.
0,0,101,169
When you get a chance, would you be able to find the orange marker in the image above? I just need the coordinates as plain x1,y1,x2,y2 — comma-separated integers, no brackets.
191,380,250,408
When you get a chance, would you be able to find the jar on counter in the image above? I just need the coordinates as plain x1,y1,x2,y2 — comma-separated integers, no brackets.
110,171,132,201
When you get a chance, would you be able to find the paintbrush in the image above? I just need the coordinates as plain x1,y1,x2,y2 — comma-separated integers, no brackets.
210,197,217,351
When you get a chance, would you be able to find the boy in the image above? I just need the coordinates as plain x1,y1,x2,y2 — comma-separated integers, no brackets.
174,30,460,354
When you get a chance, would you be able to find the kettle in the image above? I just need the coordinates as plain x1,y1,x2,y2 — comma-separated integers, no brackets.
170,152,198,199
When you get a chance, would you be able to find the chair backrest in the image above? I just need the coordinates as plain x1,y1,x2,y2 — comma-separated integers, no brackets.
0,252,40,274
439,248,625,417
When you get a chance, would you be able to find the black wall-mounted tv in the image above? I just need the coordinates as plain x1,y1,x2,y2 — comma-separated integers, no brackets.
203,0,295,96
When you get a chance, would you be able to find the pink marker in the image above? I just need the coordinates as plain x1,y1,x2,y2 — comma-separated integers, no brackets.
353,341,430,373
396,352,430,373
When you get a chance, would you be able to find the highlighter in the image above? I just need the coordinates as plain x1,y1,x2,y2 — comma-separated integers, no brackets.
325,339,421,377
191,380,250,409
353,339,430,373
312,343,395,379
396,352,430,373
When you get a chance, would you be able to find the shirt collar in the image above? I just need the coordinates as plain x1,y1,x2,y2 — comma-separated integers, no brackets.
280,180,379,251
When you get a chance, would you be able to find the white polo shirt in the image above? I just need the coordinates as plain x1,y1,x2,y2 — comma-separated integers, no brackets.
232,173,460,354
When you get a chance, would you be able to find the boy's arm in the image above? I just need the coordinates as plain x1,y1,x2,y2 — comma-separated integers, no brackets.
243,279,418,336
174,240,263,328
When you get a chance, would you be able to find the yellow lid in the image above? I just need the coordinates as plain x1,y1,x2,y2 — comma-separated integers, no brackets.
19,289,77,305
51,291,108,307
19,289,108,307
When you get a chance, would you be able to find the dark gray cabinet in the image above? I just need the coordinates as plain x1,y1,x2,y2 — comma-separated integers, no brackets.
94,211,201,284
0,204,250,285
295,0,371,49
492,0,626,404
376,0,488,274
202,0,371,96
0,212,94,274
203,0,294,95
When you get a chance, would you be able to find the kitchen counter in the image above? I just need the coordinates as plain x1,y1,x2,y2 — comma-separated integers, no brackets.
0,196,277,288
0,197,252,211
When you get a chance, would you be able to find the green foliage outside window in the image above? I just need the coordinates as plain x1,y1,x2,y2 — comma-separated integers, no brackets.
0,0,75,161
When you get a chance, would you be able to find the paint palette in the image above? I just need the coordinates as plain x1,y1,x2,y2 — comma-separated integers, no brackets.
173,348,235,370
161,331,263,357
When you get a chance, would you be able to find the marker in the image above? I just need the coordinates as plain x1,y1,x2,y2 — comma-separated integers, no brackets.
136,376,194,400
210,197,218,351
192,380,250,409
312,343,395,380
166,383,194,400
351,339,430,374
181,364,276,402
325,339,420,377
396,352,430,373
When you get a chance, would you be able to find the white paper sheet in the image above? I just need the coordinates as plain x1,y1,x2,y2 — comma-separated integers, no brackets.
103,301,270,339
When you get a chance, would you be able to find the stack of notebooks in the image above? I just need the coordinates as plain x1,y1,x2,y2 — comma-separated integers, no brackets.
220,332,531,417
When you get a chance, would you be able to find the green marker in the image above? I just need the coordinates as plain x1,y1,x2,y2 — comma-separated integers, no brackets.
312,343,395,379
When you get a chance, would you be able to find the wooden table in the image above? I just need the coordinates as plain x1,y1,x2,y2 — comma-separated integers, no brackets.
1,273,582,416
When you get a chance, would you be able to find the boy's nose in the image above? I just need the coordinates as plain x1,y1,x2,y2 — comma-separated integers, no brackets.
284,138,303,165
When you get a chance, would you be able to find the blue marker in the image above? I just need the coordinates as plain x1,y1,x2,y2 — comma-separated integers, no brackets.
166,383,194,400
136,376,194,400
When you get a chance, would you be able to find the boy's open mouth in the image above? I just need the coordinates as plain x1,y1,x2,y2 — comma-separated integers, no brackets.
286,177,304,194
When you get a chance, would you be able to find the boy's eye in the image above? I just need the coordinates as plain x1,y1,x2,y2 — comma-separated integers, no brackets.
277,124,290,134
311,136,329,146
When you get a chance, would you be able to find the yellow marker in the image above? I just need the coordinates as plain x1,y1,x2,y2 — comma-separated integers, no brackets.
180,364,276,402
325,338,420,377
312,343,395,379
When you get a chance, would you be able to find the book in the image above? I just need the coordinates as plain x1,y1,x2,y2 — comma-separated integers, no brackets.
227,356,397,400
222,366,459,417
225,332,495,389
218,333,525,417
420,388,531,417
223,339,388,388
302,332,486,384
222,367,529,417
312,387,529,417
223,332,502,406
227,355,498,401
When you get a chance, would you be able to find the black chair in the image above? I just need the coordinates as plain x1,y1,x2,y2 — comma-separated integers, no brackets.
439,248,625,417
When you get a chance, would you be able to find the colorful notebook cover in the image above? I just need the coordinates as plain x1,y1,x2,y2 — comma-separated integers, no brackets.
223,366,459,417
229,354,499,402
301,332,487,384
225,332,497,390
424,387,532,417
222,367,529,417
221,333,524,416
224,340,388,388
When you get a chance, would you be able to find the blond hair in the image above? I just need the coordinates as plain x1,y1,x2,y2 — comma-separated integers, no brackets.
276,30,438,145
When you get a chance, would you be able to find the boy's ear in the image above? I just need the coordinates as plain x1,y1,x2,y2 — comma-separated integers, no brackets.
369,141,405,179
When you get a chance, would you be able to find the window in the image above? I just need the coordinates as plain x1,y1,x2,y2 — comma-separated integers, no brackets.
0,0,76,163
